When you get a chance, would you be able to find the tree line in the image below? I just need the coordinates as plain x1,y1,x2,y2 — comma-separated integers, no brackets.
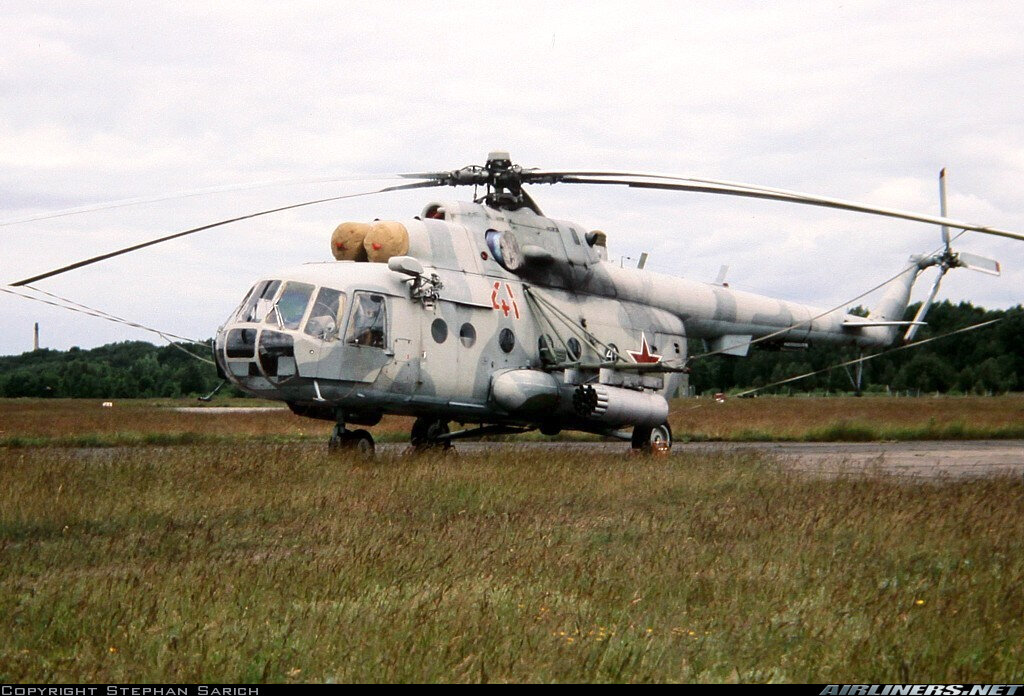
0,340,223,399
0,300,1020,398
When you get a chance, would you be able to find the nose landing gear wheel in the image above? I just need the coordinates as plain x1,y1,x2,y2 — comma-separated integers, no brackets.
631,422,672,454
328,424,376,457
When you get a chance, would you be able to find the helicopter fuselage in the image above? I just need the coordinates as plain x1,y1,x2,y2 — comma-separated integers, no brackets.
213,199,912,437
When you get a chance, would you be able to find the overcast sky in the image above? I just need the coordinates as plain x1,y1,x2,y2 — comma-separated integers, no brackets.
2,1,1022,356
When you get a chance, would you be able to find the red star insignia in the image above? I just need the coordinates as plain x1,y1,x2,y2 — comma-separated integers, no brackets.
627,333,662,364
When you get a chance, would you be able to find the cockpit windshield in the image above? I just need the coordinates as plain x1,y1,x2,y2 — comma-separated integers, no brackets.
230,280,351,342
269,281,315,330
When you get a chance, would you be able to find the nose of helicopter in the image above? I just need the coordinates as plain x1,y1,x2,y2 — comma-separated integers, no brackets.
214,281,314,395
215,321,299,390
214,273,356,399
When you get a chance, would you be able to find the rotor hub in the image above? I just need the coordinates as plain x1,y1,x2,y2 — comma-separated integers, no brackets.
431,151,542,212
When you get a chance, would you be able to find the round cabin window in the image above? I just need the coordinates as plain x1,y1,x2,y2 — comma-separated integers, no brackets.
567,337,582,361
431,318,448,344
459,323,476,348
498,328,515,353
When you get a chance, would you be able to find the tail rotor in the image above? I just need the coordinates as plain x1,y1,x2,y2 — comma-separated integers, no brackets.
903,168,1001,342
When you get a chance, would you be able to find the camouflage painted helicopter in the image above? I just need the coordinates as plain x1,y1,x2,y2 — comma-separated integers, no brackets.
12,152,1021,454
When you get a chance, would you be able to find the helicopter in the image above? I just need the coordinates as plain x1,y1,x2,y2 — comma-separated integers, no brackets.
9,152,1022,454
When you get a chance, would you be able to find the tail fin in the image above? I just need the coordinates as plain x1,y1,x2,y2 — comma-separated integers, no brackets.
859,256,934,344
868,258,925,319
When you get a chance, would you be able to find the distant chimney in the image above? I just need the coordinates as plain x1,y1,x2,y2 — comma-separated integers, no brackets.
34,322,39,351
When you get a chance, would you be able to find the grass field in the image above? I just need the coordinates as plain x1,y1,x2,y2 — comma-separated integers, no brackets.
671,393,1024,442
1,396,1022,682
1,445,1023,682
1,394,1022,447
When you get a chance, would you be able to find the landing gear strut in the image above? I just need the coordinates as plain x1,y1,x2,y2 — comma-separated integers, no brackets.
410,417,452,451
328,422,375,456
631,422,673,454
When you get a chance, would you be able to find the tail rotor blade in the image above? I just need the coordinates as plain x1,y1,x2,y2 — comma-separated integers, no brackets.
939,168,951,250
904,268,947,343
955,251,1002,276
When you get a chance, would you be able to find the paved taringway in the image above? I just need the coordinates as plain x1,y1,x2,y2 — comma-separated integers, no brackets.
375,440,1024,479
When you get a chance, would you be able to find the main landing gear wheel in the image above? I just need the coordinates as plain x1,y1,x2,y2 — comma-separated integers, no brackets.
410,417,452,451
328,424,376,457
631,422,673,454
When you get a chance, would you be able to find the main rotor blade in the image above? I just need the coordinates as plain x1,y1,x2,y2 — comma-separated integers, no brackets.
403,161,1023,242
0,173,411,228
8,180,441,287
549,174,1024,242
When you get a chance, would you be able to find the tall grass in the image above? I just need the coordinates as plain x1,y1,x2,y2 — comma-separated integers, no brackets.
2,445,1022,682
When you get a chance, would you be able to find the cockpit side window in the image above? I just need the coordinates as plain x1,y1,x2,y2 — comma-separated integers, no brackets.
239,280,281,323
346,292,388,349
304,287,346,340
269,281,315,330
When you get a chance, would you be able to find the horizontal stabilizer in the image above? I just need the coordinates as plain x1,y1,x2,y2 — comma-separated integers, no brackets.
843,320,926,329
709,334,752,357
956,251,1001,276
